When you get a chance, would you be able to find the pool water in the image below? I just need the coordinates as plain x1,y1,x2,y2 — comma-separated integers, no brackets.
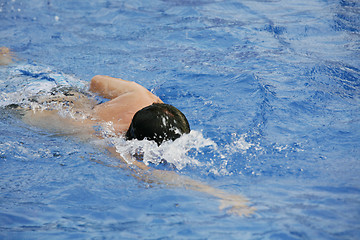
1,0,359,239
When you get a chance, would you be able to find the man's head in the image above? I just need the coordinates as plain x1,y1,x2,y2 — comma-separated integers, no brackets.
125,103,190,145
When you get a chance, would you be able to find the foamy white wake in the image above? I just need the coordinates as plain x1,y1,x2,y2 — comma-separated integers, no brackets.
109,130,217,170
0,62,87,108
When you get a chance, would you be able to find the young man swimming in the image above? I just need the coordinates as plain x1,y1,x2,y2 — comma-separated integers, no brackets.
23,75,190,147
1,47,254,216
89,75,190,145
2,47,189,144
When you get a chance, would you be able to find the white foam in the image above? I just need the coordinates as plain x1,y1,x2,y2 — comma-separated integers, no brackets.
0,63,87,108
225,133,255,154
110,130,217,170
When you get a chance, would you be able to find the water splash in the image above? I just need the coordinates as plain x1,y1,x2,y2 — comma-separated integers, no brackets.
0,62,87,108
110,130,217,171
224,133,256,154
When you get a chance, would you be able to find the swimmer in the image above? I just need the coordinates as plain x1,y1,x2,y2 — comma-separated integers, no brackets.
23,75,191,147
2,49,255,216
89,75,190,145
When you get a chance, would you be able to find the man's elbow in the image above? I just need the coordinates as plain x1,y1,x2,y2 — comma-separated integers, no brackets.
90,75,106,93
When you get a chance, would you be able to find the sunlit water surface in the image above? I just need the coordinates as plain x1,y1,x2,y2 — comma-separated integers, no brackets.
1,0,359,239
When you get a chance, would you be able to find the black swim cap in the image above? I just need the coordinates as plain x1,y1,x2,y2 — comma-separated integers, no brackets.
125,103,190,145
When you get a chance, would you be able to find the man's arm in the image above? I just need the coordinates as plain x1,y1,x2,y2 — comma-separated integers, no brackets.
105,147,255,217
149,168,255,216
90,75,149,100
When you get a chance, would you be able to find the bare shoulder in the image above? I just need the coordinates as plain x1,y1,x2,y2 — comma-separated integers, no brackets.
90,75,162,103
91,76,162,131
90,75,140,99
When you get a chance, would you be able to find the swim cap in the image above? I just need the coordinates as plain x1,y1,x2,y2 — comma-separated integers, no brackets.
125,103,190,145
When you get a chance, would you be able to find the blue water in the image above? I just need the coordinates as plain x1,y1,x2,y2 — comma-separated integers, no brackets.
1,0,360,239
